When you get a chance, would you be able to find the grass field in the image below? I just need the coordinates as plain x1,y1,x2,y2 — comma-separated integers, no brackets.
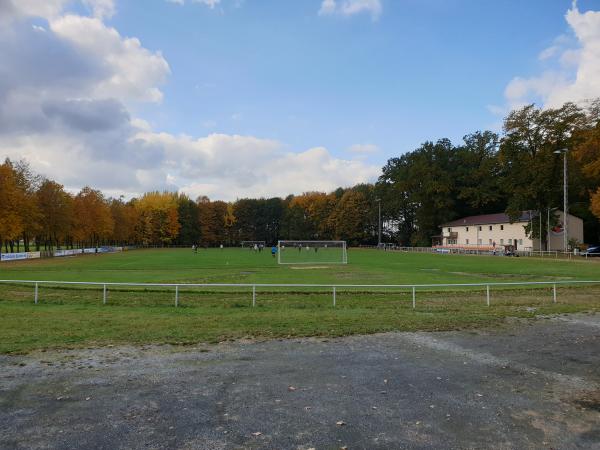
1,248,599,354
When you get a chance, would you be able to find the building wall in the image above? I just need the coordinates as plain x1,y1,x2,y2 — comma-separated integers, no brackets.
444,222,533,249
443,211,584,251
546,211,584,251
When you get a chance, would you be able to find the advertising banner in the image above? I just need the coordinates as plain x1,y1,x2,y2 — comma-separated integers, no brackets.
1,251,41,262
54,249,84,257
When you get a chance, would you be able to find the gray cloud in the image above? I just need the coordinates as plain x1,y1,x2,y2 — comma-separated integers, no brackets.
42,98,130,132
0,1,379,200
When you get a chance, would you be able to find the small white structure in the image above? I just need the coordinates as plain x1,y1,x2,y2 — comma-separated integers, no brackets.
435,211,583,251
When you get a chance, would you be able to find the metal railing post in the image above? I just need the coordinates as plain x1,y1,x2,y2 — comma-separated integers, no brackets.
333,286,336,307
34,282,38,304
252,285,256,307
412,286,416,309
553,284,557,303
103,284,107,305
175,285,179,307
486,285,490,306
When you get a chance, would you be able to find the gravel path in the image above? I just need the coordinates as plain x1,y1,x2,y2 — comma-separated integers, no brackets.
1,314,599,449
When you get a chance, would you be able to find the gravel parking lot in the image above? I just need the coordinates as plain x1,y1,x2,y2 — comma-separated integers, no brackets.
1,313,599,449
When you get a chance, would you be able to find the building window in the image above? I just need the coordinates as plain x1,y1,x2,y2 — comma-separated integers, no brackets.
478,239,482,245
508,239,512,245
466,227,469,232
448,227,451,232
489,239,492,245
478,226,482,231
466,239,469,245
489,226,493,231
500,225,504,230
519,239,523,245
500,239,504,245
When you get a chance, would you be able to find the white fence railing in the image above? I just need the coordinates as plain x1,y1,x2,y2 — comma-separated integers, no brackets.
1,279,599,309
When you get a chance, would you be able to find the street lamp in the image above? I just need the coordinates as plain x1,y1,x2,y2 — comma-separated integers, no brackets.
553,148,568,251
376,198,382,248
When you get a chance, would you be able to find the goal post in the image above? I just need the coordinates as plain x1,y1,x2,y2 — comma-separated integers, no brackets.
277,240,348,265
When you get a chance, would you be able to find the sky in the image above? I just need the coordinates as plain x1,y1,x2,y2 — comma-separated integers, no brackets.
1,0,600,200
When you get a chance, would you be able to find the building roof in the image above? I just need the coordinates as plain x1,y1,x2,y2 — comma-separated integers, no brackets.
442,211,536,227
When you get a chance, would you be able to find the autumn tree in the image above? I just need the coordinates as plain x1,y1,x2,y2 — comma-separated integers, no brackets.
72,187,114,247
135,191,181,245
0,161,26,253
110,197,139,245
176,194,200,245
328,188,372,244
36,179,73,250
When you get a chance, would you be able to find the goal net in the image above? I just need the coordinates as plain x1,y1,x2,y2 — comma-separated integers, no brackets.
277,240,347,265
241,241,266,248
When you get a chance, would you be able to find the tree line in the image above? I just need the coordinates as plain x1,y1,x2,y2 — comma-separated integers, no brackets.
1,101,600,252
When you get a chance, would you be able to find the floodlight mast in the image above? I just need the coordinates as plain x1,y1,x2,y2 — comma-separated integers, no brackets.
376,198,382,247
554,148,568,251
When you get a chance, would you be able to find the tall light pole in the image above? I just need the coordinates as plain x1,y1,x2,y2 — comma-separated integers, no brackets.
376,198,382,247
554,148,568,251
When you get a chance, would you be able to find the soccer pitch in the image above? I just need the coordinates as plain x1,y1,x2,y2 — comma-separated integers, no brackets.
1,248,599,353
2,247,600,284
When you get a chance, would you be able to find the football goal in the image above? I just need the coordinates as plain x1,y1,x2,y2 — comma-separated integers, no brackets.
277,240,348,265
241,241,266,249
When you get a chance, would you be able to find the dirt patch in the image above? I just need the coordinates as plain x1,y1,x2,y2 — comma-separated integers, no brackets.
573,390,600,412
289,266,329,270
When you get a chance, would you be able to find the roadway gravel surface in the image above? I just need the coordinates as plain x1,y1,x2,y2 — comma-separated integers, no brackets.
1,314,599,449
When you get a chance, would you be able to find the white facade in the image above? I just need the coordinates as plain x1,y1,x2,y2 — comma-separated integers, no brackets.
440,211,583,251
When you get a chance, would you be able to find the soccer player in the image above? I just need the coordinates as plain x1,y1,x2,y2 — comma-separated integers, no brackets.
271,245,277,258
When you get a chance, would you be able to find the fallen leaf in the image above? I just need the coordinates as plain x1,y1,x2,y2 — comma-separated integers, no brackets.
336,421,346,426
251,432,262,436
288,386,297,391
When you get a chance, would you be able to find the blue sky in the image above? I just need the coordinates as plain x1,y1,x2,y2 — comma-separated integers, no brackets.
111,0,588,162
1,0,599,199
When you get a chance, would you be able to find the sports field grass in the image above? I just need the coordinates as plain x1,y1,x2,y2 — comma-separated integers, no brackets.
1,248,599,354
2,247,600,284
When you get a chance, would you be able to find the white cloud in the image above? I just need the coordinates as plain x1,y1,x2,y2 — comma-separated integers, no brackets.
6,0,70,20
347,143,379,154
82,0,116,19
319,0,382,21
49,14,170,103
166,0,221,7
0,0,379,201
500,2,600,109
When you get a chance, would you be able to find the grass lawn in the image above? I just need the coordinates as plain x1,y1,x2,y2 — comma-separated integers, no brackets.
2,247,600,284
1,248,599,354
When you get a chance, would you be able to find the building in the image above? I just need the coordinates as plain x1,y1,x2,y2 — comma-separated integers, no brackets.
434,211,584,251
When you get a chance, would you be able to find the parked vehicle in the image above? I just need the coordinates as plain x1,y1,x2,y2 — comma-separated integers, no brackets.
581,245,600,257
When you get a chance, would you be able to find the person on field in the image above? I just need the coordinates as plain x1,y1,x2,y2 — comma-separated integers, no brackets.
271,245,277,257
